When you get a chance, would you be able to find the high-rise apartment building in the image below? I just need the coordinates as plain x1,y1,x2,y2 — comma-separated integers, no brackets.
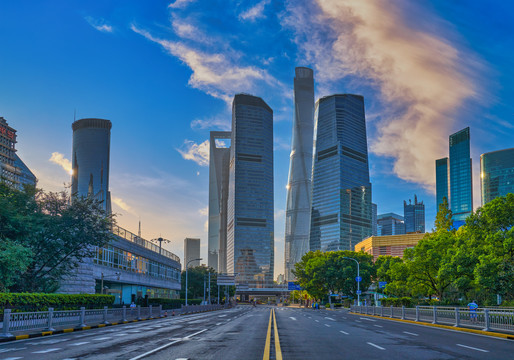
226,94,274,288
435,127,473,224
208,131,231,273
284,67,315,281
0,117,36,189
404,195,425,233
184,238,201,268
480,148,514,205
310,94,372,252
71,118,112,214
377,213,405,236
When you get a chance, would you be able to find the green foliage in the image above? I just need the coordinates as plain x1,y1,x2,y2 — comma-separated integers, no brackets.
148,298,202,308
0,183,115,292
293,250,375,300
434,196,453,232
180,266,228,299
380,297,413,307
0,293,114,314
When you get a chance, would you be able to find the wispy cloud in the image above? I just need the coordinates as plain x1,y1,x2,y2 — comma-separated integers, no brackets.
112,196,136,215
239,0,270,22
85,16,113,33
49,152,72,175
131,24,280,104
168,0,195,9
284,0,481,190
176,139,210,166
198,206,208,216
191,115,231,131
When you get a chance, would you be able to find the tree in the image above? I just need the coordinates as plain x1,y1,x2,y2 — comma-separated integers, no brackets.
180,266,222,301
435,196,453,232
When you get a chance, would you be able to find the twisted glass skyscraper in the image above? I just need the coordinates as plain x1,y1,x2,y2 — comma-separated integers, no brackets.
284,67,314,281
310,95,372,252
226,94,274,288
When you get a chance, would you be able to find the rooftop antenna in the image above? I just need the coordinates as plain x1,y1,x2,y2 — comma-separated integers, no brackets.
138,218,141,238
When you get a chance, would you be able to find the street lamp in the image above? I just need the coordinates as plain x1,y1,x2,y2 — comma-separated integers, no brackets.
151,237,170,255
185,258,202,305
342,257,361,306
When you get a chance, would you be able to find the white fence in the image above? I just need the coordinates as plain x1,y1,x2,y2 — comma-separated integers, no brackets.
350,305,514,333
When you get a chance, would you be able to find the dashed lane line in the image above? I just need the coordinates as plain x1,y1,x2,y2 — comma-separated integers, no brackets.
456,344,489,353
289,317,297,321
92,337,112,341
129,329,207,360
360,317,376,322
374,325,383,328
340,331,349,335
315,320,319,322
324,317,335,321
355,320,361,323
3,357,23,360
69,342,91,346
324,324,331,327
367,342,385,350
403,331,418,336
32,348,61,353
216,323,223,326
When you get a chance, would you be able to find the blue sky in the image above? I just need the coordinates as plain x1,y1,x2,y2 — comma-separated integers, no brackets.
1,0,513,278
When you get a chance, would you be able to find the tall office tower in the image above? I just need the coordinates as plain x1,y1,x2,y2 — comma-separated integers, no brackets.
377,213,405,236
184,238,201,268
372,203,378,236
435,157,449,210
208,131,231,273
404,195,425,233
449,127,473,222
284,67,315,281
226,94,274,288
481,148,514,205
310,95,372,252
71,118,112,214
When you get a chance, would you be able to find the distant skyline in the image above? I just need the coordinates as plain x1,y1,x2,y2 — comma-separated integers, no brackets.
1,1,513,277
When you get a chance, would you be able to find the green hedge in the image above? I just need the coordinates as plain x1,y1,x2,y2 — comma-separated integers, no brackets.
148,298,202,308
380,297,413,307
0,293,114,314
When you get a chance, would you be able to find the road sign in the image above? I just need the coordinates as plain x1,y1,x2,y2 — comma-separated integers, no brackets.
217,275,236,286
355,276,362,282
288,282,302,291
379,281,387,289
356,290,362,295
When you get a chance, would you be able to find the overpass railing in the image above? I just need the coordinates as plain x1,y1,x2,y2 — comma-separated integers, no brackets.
350,305,514,333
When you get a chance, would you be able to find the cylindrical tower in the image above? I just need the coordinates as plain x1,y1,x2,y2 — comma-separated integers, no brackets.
284,67,315,281
71,118,112,214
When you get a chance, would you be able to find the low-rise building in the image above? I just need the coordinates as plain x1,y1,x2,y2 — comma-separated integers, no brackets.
354,233,426,261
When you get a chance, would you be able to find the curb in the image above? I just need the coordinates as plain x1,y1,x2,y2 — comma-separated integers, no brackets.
350,311,514,340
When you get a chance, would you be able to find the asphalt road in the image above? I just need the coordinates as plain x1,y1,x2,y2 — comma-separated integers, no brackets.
0,306,512,360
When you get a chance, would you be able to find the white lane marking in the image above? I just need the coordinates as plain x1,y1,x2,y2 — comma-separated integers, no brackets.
315,320,319,322
175,358,189,360
113,333,128,337
340,330,349,335
324,324,331,327
2,357,23,360
374,325,383,328
343,317,347,319
32,348,61,353
456,344,489,353
0,348,27,353
218,315,227,317
93,337,112,341
403,331,418,336
360,317,376,322
127,330,141,333
355,320,361,323
289,317,297,321
129,329,207,360
216,322,223,325
367,342,385,350
69,342,91,346
324,317,336,321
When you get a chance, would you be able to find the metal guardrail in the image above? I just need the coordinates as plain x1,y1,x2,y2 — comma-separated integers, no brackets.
0,304,225,338
350,305,514,333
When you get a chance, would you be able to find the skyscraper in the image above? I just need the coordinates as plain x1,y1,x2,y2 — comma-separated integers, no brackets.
372,203,378,236
310,94,372,252
435,127,473,224
284,67,314,281
226,94,274,288
404,195,425,233
377,213,405,236
71,118,112,214
208,131,231,273
184,238,201,268
480,148,514,205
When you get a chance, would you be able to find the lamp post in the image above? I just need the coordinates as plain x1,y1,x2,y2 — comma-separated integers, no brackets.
342,257,361,306
185,258,202,305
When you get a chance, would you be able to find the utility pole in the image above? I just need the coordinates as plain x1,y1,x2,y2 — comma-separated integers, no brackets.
203,275,206,304
185,258,202,305
208,272,211,304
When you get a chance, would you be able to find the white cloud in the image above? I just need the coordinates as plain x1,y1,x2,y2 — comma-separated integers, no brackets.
131,24,281,104
168,0,195,9
112,196,136,215
85,16,113,33
239,0,271,22
49,152,72,175
284,0,481,191
191,115,231,131
198,206,208,216
176,139,210,166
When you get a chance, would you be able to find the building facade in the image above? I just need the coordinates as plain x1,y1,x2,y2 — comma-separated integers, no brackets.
208,131,231,273
480,148,514,204
310,94,372,252
435,157,449,210
372,203,378,236
355,233,426,261
284,67,315,281
377,213,405,236
404,195,425,233
0,117,36,189
184,238,201,268
227,94,274,288
71,118,112,214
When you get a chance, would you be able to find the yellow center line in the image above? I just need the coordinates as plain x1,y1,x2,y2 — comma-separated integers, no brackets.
273,309,283,360
263,309,273,360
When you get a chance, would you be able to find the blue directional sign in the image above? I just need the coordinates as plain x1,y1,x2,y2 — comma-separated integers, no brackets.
288,282,302,291
355,276,362,282
379,281,387,289
356,290,362,295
